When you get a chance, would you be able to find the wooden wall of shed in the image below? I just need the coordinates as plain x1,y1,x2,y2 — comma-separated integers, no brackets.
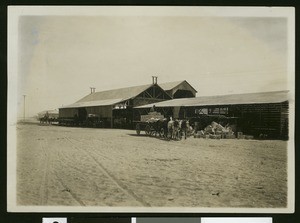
59,106,112,119
280,101,289,139
228,102,288,139
184,101,289,139
59,108,78,118
239,103,282,138
85,106,113,118
173,90,195,98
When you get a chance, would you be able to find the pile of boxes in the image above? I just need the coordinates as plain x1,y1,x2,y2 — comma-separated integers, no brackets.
193,122,254,140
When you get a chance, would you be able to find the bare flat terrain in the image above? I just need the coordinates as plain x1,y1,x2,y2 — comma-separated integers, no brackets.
16,123,287,208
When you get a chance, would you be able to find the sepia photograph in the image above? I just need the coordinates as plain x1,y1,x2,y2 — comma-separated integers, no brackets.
7,6,295,213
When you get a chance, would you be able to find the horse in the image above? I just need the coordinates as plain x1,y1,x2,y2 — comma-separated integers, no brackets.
167,118,174,139
157,118,169,138
180,119,188,139
39,114,49,124
173,119,181,140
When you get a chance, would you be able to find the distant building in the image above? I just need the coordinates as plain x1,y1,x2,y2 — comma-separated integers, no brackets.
37,109,59,119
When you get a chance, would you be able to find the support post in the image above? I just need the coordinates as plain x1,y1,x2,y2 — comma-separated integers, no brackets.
110,105,113,128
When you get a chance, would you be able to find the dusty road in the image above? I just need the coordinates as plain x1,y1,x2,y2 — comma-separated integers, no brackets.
16,123,287,208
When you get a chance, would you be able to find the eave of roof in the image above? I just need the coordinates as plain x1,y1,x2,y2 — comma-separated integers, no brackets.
76,84,153,103
134,91,289,109
60,98,124,109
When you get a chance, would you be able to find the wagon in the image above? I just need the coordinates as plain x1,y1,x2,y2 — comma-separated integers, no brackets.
134,112,165,136
135,120,159,136
38,110,59,124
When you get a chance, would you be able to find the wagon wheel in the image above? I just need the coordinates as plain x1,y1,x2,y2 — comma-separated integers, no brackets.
136,124,141,135
145,125,151,135
151,130,157,137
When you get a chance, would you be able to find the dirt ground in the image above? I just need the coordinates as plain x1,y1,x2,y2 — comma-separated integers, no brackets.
16,122,287,208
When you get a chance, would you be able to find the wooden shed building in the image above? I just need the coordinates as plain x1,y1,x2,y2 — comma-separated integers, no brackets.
135,91,290,139
59,79,196,128
59,84,171,128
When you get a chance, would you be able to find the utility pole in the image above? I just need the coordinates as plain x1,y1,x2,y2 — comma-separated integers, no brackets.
23,95,26,121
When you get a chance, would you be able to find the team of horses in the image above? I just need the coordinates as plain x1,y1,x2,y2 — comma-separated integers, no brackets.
39,113,57,125
149,118,192,140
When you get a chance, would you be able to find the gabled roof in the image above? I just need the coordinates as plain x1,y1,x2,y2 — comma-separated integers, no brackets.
135,91,289,108
77,84,153,103
61,80,196,109
159,80,198,93
61,83,167,108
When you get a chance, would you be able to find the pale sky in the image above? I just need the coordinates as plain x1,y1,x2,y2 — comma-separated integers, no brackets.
17,13,290,117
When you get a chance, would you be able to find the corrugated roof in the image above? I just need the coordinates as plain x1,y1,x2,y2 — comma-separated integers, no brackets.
61,84,155,108
159,80,186,91
62,80,198,109
62,81,187,109
61,99,124,108
135,91,289,108
77,84,153,103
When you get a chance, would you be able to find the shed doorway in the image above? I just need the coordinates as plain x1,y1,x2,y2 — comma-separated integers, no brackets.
78,108,87,121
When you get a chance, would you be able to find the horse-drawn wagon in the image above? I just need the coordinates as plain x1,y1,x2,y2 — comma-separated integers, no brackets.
134,112,186,140
134,112,166,136
38,110,59,124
